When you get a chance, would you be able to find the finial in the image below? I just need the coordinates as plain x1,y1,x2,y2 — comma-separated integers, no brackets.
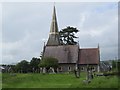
98,43,99,49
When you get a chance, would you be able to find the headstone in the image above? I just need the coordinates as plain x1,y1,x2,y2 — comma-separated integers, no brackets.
83,80,91,84
32,68,34,73
43,67,46,74
57,68,59,73
74,69,80,78
40,68,42,73
10,73,16,76
86,66,94,80
49,67,55,74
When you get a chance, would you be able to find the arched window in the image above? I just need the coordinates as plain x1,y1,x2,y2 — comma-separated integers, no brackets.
81,67,84,71
59,67,62,71
68,66,71,71
92,67,95,71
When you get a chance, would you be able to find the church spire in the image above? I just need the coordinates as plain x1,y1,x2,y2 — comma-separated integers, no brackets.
46,5,60,46
50,4,59,34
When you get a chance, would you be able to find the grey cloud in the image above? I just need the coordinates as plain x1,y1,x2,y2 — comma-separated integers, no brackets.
2,2,118,64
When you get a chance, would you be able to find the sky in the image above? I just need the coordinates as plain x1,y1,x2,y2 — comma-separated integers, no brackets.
1,1,118,64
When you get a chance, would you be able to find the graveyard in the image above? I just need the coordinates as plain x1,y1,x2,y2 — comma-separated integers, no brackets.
1,2,119,89
2,72,118,88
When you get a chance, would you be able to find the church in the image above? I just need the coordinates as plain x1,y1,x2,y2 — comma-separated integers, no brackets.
42,5,100,72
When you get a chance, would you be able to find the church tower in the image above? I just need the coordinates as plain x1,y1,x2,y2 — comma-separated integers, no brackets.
46,5,60,46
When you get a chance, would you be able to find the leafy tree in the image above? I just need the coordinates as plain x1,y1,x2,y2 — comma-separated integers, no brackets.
112,60,116,69
59,26,79,45
30,57,40,73
112,60,119,72
16,60,30,73
9,65,16,73
39,57,58,72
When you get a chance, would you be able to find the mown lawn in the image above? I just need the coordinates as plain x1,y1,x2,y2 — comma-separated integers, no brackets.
2,72,119,88
0,73,2,89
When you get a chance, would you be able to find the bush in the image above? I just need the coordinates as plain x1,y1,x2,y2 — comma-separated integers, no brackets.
39,57,58,71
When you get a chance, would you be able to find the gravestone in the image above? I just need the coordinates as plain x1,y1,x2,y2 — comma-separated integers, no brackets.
83,67,93,84
43,67,46,74
48,67,55,74
86,70,93,80
74,69,80,78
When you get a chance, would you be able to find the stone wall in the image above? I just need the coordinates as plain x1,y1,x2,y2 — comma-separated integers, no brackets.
79,64,99,72
58,63,76,72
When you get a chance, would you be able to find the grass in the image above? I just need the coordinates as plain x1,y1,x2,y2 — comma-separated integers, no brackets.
0,73,2,89
2,72,119,88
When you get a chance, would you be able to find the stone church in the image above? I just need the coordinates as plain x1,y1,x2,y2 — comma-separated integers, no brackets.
42,6,100,72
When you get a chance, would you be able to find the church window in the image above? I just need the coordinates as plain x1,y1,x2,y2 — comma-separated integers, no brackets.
81,67,84,71
68,66,71,71
92,67,95,71
59,67,62,71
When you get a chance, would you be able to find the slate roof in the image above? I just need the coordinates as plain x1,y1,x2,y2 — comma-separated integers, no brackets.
43,45,79,63
78,48,100,65
47,34,60,46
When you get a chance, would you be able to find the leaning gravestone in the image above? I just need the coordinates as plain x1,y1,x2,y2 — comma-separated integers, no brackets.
83,69,93,84
74,69,80,78
87,70,93,80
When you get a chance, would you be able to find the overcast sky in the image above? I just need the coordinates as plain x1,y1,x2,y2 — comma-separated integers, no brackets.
1,2,118,64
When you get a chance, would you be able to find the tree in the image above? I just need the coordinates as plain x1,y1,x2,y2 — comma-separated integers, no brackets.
9,65,16,73
112,60,116,70
59,26,79,45
16,60,30,73
39,57,58,72
30,57,40,73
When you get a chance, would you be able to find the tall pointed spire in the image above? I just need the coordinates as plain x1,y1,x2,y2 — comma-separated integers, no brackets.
46,4,60,46
50,5,58,34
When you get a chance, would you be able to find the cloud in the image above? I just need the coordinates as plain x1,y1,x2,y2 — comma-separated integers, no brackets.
0,3,2,64
2,30,44,64
2,2,118,64
76,3,118,60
